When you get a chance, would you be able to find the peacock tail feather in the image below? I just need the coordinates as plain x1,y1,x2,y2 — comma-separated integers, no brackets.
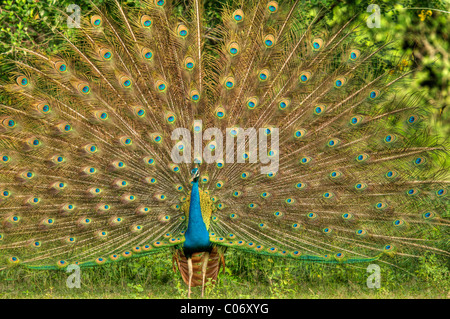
0,0,448,276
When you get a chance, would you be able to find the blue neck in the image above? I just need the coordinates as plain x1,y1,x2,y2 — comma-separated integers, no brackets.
183,180,211,254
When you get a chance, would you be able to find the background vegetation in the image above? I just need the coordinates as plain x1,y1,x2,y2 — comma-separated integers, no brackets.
0,0,448,298
1,249,449,298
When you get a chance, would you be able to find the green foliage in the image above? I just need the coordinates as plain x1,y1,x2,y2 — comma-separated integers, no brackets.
1,0,447,135
416,252,450,285
0,250,448,298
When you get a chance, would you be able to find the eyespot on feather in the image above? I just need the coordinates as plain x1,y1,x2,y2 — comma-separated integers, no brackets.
228,42,240,56
369,89,380,99
312,38,324,50
267,1,279,13
1,117,17,129
177,24,189,37
356,153,370,163
278,98,291,110
232,9,244,22
82,166,97,175
88,187,102,196
299,156,312,165
99,48,113,61
54,60,68,73
91,15,103,27
94,110,109,121
350,115,363,126
56,122,73,134
294,128,307,139
299,71,311,83
258,69,270,82
385,170,398,179
36,102,51,115
224,76,235,89
140,15,152,28
77,83,91,95
334,76,347,88
120,75,132,88
143,156,155,166
84,144,98,154
51,155,66,165
215,106,226,119
190,90,200,102
264,34,275,48
349,49,360,61
313,105,326,115
141,48,153,61
16,75,29,87
155,80,168,92
184,57,195,70
134,106,146,118
246,97,258,109
26,137,41,148
327,138,340,148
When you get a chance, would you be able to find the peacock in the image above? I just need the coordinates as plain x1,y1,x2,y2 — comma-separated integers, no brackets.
0,0,448,298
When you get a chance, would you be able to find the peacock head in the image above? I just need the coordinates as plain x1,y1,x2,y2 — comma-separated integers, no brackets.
190,166,200,183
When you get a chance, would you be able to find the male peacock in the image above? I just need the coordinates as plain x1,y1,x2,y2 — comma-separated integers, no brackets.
0,0,448,298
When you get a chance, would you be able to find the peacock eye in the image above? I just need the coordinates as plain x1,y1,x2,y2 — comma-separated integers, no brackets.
177,25,189,37
224,77,235,89
246,97,258,109
2,118,16,128
300,156,312,164
334,77,346,88
228,42,240,56
233,9,244,22
259,69,270,81
267,1,279,13
278,98,290,110
296,182,307,189
407,115,418,124
215,107,226,118
314,105,326,115
59,63,67,72
414,157,426,166
91,15,102,27
349,49,360,61
81,85,90,94
140,15,152,28
299,71,311,83
369,90,380,99
264,34,275,47
341,213,352,220
190,90,200,102
17,75,29,87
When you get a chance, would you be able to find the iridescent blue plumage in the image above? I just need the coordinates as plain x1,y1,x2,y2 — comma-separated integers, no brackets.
183,169,211,257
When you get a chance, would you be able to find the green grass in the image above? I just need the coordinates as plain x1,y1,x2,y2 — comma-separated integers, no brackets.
1,250,448,299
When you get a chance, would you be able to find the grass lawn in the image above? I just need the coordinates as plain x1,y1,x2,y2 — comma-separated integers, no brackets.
1,250,448,299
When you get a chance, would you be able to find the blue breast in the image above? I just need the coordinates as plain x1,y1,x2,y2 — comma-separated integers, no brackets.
183,180,211,253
